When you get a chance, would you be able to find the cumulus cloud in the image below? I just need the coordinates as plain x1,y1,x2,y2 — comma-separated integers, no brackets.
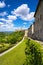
7,15,17,20
0,18,19,31
11,4,35,21
23,22,27,25
0,12,8,16
0,24,14,32
22,25,27,30
0,22,21,32
8,5,10,7
0,4,35,31
11,4,30,16
0,22,4,25
0,18,12,24
0,1,6,8
0,18,14,31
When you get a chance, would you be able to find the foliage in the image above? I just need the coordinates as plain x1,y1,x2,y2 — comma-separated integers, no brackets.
0,43,11,53
24,38,42,65
0,31,25,44
0,39,26,65
0,30,25,53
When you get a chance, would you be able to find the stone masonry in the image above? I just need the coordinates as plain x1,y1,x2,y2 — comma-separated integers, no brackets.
28,0,43,41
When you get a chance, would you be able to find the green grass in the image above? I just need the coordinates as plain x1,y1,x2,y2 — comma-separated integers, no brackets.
0,39,27,65
0,43,13,53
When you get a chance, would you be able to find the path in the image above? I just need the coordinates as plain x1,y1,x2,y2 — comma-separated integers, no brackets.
0,38,24,57
28,37,43,45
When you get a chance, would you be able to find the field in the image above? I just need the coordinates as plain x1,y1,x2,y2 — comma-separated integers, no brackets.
0,39,27,65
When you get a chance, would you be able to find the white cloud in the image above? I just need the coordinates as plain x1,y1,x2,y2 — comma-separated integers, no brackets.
0,4,35,31
0,22,4,25
0,19,15,32
0,25,14,32
8,5,10,7
22,25,27,30
23,22,27,25
26,12,35,20
0,1,6,8
0,18,6,21
0,12,8,16
0,22,21,32
0,18,19,31
11,4,29,17
11,4,35,21
7,15,17,20
0,18,27,31
0,18,12,22
11,4,30,16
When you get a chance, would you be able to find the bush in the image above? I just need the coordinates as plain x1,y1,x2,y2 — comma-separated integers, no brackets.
9,37,17,44
0,31,25,53
0,43,11,53
24,39,42,65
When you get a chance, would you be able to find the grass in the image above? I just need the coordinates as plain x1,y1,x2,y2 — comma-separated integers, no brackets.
0,43,13,53
0,31,25,53
0,39,27,65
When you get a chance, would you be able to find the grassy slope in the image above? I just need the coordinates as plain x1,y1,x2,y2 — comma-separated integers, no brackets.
0,39,27,65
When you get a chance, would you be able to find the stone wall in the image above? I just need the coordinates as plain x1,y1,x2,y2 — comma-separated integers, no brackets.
28,25,32,38
25,30,28,37
28,0,43,41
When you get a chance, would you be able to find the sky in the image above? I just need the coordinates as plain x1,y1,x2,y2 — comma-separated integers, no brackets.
0,0,39,32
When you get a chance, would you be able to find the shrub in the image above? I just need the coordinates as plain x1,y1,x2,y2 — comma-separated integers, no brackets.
0,31,25,53
24,39,42,65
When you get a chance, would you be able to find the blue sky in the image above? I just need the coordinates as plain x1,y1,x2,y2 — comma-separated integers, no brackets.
0,0,39,32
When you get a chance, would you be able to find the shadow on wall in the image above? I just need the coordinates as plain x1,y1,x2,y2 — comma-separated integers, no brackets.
31,34,43,42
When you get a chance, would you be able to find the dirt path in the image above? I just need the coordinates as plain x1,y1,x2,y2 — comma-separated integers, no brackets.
0,38,24,57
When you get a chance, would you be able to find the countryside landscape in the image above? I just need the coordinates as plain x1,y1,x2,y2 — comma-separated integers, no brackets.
0,0,43,65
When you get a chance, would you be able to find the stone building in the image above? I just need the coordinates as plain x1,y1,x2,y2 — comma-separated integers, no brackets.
28,25,32,38
28,0,43,41
25,29,28,37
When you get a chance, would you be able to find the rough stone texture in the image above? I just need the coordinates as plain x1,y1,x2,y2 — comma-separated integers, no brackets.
28,25,32,38
28,0,43,41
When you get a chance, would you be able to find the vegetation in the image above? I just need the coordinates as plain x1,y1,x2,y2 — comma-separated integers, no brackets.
0,30,25,53
0,43,12,53
24,38,43,65
0,37,43,65
0,39,27,65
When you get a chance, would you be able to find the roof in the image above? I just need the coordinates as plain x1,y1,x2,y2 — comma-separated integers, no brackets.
34,0,42,17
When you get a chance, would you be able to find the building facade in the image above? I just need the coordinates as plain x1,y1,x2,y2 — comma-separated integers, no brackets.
28,0,43,41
